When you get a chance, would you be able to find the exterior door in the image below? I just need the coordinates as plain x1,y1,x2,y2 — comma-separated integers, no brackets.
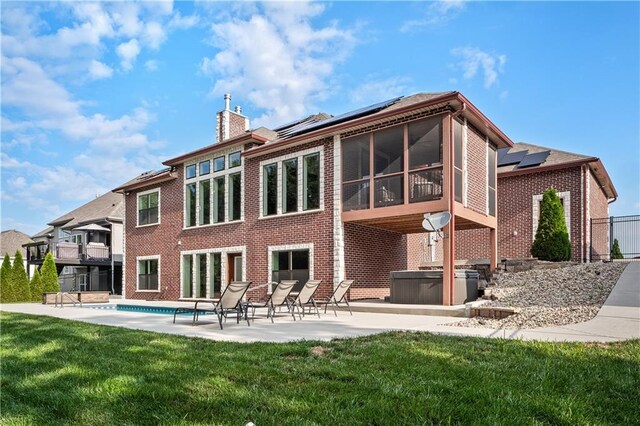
227,253,243,283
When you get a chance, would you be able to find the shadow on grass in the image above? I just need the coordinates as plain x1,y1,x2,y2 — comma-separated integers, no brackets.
1,312,639,425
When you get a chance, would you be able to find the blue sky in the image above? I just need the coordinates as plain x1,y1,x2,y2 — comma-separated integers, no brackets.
1,1,638,235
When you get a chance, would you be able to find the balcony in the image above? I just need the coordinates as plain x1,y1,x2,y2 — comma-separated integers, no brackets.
25,241,112,264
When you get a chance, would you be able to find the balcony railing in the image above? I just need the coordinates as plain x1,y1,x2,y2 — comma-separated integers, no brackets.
342,166,443,212
25,241,111,262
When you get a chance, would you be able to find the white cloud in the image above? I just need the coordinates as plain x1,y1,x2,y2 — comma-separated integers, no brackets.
201,2,356,126
89,60,114,79
349,76,412,105
401,0,466,32
145,60,158,71
111,2,143,37
0,1,189,232
1,2,190,73
142,22,166,49
1,57,159,181
168,12,199,30
116,39,141,71
451,47,507,88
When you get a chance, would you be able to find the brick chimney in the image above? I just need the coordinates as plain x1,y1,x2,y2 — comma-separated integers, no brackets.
215,94,250,143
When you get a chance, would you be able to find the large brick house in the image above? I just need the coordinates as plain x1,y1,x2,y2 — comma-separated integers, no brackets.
115,92,514,305
407,142,617,266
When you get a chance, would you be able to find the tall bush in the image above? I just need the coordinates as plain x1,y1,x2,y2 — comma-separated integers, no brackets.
611,239,624,260
12,250,31,302
41,253,60,293
1,253,14,303
531,188,572,261
30,269,44,303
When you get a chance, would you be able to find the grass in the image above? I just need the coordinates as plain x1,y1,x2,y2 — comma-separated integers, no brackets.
1,312,639,425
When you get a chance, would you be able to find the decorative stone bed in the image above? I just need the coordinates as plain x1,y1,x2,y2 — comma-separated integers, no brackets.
455,262,627,329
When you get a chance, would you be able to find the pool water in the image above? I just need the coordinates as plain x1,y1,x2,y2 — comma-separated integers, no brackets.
86,304,212,316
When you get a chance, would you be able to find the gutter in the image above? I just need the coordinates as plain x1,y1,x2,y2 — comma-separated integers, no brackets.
243,92,514,159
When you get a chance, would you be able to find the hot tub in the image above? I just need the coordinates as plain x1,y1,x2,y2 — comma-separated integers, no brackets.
389,270,479,305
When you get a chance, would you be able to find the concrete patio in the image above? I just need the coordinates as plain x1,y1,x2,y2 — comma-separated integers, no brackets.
2,262,638,344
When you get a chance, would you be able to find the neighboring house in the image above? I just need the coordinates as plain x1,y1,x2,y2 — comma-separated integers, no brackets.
408,142,617,265
1,229,33,272
24,192,125,294
115,92,514,305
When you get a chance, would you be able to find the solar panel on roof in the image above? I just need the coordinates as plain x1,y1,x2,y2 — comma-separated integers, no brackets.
497,148,510,164
498,150,528,166
286,96,403,137
517,151,551,168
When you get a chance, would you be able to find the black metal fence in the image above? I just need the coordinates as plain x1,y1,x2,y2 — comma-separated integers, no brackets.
591,215,640,261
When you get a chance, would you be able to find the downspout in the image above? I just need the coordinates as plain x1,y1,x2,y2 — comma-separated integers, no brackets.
452,101,467,120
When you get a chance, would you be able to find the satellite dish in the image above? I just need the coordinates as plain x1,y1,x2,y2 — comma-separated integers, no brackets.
422,212,451,232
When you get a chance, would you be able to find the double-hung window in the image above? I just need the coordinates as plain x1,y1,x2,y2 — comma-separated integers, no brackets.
138,189,160,226
138,257,159,291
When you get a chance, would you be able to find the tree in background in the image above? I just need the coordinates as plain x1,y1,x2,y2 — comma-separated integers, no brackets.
12,250,31,302
30,269,44,303
41,253,60,293
1,253,14,303
531,188,572,261
611,239,624,260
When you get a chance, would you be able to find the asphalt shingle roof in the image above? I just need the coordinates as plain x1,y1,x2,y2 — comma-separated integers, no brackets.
1,229,33,257
498,142,594,173
47,191,124,229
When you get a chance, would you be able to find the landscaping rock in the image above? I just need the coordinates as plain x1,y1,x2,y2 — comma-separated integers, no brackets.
453,262,627,329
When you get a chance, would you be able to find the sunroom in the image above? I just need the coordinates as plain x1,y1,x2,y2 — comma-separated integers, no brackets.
339,94,513,305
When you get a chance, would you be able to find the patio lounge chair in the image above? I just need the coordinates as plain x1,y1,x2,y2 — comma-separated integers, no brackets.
173,281,251,330
291,280,322,319
245,280,298,323
314,279,355,316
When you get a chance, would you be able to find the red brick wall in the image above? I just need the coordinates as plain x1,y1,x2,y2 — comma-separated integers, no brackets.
228,112,247,139
124,138,337,301
243,138,336,299
455,228,490,260
344,222,407,299
588,168,610,260
466,126,487,214
496,167,583,262
416,167,589,264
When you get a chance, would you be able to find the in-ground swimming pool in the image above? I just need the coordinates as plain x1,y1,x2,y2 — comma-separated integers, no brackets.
86,304,212,316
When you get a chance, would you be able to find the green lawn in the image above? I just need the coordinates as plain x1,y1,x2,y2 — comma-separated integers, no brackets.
1,312,638,425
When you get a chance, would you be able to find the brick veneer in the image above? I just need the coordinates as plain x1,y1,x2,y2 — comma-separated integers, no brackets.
450,167,584,262
466,125,488,214
588,168,610,260
124,138,338,300
407,165,610,265
344,222,407,299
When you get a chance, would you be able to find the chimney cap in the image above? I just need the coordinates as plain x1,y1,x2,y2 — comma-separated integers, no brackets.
234,105,242,114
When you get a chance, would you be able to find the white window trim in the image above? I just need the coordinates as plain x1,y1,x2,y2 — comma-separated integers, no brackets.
332,135,345,290
462,117,468,207
259,146,324,219
267,243,314,294
136,187,161,228
179,246,246,299
136,255,160,292
485,137,489,215
183,147,244,229
532,191,571,240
